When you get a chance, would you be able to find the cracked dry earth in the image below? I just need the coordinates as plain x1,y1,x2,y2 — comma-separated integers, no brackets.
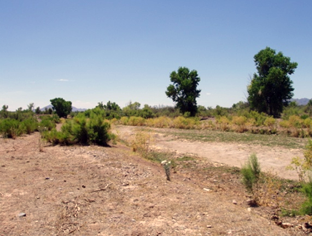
0,129,305,235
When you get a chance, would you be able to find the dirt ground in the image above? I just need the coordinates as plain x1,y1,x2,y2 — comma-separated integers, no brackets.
115,126,302,180
0,126,308,235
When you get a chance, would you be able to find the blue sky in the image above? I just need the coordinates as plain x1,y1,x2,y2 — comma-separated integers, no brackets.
1,0,311,111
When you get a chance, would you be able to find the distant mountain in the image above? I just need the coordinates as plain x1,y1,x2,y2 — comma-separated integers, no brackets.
41,105,87,112
291,98,311,106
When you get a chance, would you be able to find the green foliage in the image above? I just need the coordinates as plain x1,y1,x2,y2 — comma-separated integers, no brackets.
96,101,122,119
50,98,72,118
166,67,201,116
35,107,41,114
39,118,55,131
22,118,38,134
247,47,298,117
0,116,38,138
241,154,261,193
0,105,9,118
42,115,112,146
305,99,312,116
150,105,180,118
288,140,312,182
139,104,154,119
300,177,312,215
0,119,24,138
27,103,34,112
123,101,141,117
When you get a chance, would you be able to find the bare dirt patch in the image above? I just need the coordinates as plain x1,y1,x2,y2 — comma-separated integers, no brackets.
0,128,307,235
115,125,304,180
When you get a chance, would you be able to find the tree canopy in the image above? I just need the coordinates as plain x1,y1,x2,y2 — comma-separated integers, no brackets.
50,98,72,118
166,67,201,116
247,47,298,117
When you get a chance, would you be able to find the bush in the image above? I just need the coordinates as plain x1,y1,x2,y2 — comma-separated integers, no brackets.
216,116,230,131
22,118,38,134
303,118,312,129
128,116,145,126
263,117,276,128
0,119,25,138
39,119,55,131
289,115,303,128
119,117,129,125
145,116,172,128
42,115,113,146
173,116,198,129
300,178,312,215
241,154,261,193
231,116,247,133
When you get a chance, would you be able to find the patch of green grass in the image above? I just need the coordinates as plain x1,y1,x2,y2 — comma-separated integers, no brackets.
156,129,307,149
176,156,195,161
145,151,173,163
281,208,299,217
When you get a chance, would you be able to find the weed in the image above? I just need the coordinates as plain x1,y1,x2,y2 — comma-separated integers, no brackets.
131,132,151,157
288,139,312,182
300,177,312,215
241,154,261,193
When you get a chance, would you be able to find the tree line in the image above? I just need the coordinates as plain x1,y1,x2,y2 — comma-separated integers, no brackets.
0,46,306,119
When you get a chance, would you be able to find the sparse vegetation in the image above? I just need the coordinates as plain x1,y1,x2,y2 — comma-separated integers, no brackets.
241,154,261,194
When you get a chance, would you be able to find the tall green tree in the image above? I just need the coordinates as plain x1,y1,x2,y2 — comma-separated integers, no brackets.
50,98,72,118
247,47,298,117
166,67,201,116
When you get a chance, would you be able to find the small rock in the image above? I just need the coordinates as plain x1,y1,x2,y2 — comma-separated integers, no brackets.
18,213,26,217
232,200,237,205
247,207,251,212
82,185,86,188
207,225,212,228
45,177,50,180
203,188,211,192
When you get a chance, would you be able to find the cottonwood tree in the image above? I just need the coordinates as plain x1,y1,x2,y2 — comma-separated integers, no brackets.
166,67,201,116
50,98,72,118
247,47,298,117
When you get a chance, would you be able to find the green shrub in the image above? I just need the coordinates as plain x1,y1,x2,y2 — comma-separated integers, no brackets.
89,116,112,146
263,117,276,128
289,115,303,128
241,154,261,193
22,118,38,134
0,119,25,138
303,118,312,129
300,178,312,215
119,117,129,125
128,116,145,126
42,115,112,146
39,119,55,131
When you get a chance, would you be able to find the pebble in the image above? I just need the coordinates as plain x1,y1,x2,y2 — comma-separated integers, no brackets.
207,225,212,228
232,200,237,205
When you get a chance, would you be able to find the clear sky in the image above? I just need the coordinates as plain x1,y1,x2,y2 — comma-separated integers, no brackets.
1,0,311,111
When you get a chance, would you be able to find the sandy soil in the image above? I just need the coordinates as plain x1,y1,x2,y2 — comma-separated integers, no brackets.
0,127,307,235
115,126,303,180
